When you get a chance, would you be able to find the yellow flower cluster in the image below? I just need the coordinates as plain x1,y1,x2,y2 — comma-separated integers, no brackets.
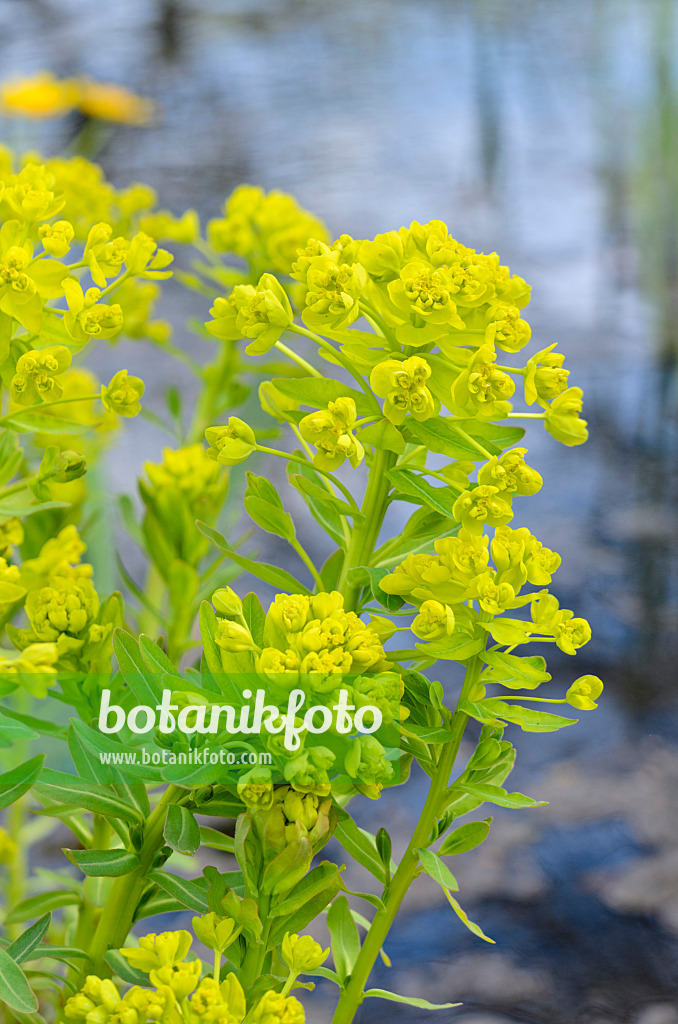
64,929,309,1024
207,184,328,277
382,522,589,655
1,72,154,124
299,397,364,471
245,591,388,678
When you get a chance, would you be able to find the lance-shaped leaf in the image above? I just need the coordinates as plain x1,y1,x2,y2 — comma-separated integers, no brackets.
0,754,44,812
458,782,547,809
23,946,91,967
364,989,461,1010
145,871,209,912
33,769,143,823
334,815,388,883
261,837,312,896
271,376,373,417
196,522,310,595
327,895,360,983
104,949,150,987
6,914,51,963
64,849,141,877
416,848,459,892
481,650,551,690
439,818,492,857
443,889,495,943
0,948,39,1013
164,804,201,856
386,467,458,517
5,891,80,925
113,629,161,705
267,864,343,947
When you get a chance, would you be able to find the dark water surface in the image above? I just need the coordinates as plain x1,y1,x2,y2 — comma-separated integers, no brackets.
2,1,678,1021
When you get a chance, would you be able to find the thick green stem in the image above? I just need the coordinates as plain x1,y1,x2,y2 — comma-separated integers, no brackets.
338,441,397,611
84,785,184,979
330,653,484,1024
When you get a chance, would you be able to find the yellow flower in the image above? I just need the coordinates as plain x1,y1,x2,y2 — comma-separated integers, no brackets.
281,932,329,973
0,517,23,557
77,79,155,125
205,418,256,466
149,960,202,999
100,370,144,418
192,913,241,953
118,930,192,972
186,975,246,1024
411,599,455,640
299,397,364,471
10,346,72,405
370,355,436,425
1,72,77,118
250,990,305,1024
566,674,603,710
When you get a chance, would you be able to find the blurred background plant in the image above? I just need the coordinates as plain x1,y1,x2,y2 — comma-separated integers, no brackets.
0,0,677,1022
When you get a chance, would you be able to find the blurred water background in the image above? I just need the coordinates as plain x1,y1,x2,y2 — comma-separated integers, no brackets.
2,1,678,1022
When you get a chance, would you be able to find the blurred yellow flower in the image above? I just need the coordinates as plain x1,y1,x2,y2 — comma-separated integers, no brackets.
1,72,77,118
77,78,155,125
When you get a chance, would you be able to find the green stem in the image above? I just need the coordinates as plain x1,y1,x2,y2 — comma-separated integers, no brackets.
84,785,185,979
188,340,238,442
337,430,397,611
0,393,100,427
507,412,546,419
137,564,166,639
330,652,484,1024
255,445,359,511
274,340,322,377
290,536,326,592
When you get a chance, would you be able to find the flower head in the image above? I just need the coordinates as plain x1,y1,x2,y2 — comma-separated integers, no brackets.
205,418,256,466
101,370,144,418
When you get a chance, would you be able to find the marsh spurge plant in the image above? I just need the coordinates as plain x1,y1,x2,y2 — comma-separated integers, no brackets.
0,161,601,1024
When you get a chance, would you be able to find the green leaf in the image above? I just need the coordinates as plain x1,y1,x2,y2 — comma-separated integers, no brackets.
0,755,44,812
139,635,183,677
271,377,373,417
358,418,405,454
345,566,404,611
267,867,343,947
199,826,235,853
481,651,551,690
196,522,310,594
472,699,577,733
145,871,209,912
0,714,38,747
439,819,492,856
444,890,495,943
269,863,341,919
6,915,51,964
386,467,457,517
364,989,461,1010
104,949,150,986
64,849,140,877
0,707,65,740
481,617,534,646
327,895,360,983
261,838,312,896
240,593,265,648
164,804,201,856
416,632,485,662
5,891,80,925
458,782,547,809
0,948,39,1013
33,769,143,823
24,946,91,967
287,459,347,549
113,629,162,705
244,495,296,542
402,417,501,461
416,848,459,891
287,474,360,519
1,410,91,434
334,816,387,883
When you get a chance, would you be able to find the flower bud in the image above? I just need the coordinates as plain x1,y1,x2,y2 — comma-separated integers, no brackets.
212,587,242,617
281,931,329,973
54,449,87,482
191,912,240,953
411,600,455,640
215,619,254,653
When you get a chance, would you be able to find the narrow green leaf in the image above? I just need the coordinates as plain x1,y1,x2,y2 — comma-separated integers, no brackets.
481,650,551,690
113,629,162,705
386,467,457,517
139,635,182,677
104,949,150,986
145,871,209,912
402,417,501,461
64,849,140,877
164,804,201,856
198,826,235,853
416,632,485,662
5,890,80,925
416,848,459,891
439,819,492,856
0,948,39,1013
196,522,310,594
0,754,43,811
6,915,51,964
334,817,386,883
271,377,373,416
459,782,547,809
24,946,91,967
364,989,461,1010
327,895,360,983
443,890,495,943
33,769,143,823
